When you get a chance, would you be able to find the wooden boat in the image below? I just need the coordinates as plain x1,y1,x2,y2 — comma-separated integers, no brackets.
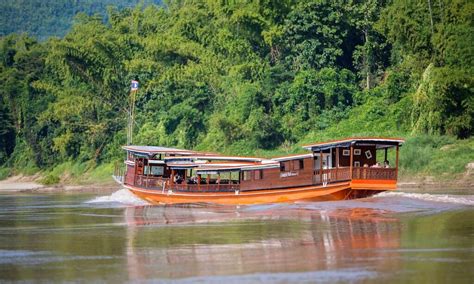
113,137,404,205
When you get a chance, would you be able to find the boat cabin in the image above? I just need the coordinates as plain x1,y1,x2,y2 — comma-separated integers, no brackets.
115,138,403,193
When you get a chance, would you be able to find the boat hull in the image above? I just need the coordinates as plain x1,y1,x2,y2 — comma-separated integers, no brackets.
124,180,397,205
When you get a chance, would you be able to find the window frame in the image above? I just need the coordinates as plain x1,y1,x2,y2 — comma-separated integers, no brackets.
243,171,252,181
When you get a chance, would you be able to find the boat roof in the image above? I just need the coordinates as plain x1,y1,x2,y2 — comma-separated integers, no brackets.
122,145,198,156
164,155,265,163
272,153,314,162
195,162,280,174
302,137,405,151
167,162,254,170
124,137,404,162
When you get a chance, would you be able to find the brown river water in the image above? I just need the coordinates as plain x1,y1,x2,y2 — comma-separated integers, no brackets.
0,188,473,283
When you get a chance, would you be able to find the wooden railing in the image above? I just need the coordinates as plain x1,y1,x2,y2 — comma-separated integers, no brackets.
135,175,169,189
314,167,397,185
352,167,396,180
314,167,351,184
168,183,240,192
133,175,240,192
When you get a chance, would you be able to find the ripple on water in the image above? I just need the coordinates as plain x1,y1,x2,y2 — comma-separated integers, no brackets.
84,188,149,206
0,249,117,266
153,268,379,284
376,191,474,206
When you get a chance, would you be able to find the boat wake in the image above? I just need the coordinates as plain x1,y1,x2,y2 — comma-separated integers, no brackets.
85,188,149,206
376,191,474,206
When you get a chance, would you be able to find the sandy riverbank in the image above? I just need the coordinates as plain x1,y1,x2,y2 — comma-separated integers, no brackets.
398,162,474,190
0,175,120,193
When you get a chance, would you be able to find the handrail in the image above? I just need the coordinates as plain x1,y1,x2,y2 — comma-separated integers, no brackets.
352,167,397,180
133,175,240,192
169,183,240,193
135,175,169,188
314,167,397,185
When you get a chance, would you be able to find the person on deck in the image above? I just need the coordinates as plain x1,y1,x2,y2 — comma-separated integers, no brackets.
188,176,197,184
174,175,183,184
371,162,381,168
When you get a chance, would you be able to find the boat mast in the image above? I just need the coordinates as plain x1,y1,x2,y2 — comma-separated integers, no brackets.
127,80,139,145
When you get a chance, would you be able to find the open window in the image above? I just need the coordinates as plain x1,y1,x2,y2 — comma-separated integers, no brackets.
280,162,289,172
242,171,252,181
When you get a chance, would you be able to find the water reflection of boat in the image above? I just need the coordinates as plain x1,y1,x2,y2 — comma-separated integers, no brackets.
114,138,404,205
123,205,401,280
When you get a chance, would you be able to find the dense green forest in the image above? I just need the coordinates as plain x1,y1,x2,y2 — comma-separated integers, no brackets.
0,0,473,183
0,0,161,40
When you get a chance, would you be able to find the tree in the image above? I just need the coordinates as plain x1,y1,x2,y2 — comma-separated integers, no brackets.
282,0,350,71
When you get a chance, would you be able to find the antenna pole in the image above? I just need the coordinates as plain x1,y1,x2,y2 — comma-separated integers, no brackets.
127,80,139,145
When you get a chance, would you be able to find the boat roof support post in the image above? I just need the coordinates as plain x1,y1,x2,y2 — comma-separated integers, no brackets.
320,149,323,183
396,145,399,179
350,144,354,179
330,147,333,168
146,160,149,188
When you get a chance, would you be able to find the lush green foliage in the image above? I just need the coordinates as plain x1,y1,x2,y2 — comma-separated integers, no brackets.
0,0,161,40
0,0,472,182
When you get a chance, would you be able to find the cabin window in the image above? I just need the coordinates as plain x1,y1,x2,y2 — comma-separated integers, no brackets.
243,171,251,181
343,149,350,156
354,161,360,167
294,159,304,170
293,160,300,170
150,166,164,176
365,150,372,159
354,149,361,155
230,171,240,184
255,169,263,180
280,162,288,172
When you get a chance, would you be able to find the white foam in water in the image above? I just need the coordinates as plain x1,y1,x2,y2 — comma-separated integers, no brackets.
85,188,149,206
377,191,474,206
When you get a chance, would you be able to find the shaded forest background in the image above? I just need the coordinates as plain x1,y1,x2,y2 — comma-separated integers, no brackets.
0,0,162,40
0,0,473,183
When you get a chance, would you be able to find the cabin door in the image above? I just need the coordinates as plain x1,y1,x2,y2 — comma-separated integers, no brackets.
313,153,332,185
313,156,319,184
323,153,332,184
313,155,323,184
323,154,332,169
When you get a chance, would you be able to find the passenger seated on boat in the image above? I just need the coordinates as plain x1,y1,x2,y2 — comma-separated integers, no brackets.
174,175,183,184
363,164,369,167
384,160,390,168
188,176,198,184
371,162,381,168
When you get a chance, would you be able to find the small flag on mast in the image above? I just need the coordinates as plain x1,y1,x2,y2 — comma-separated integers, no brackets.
131,80,139,91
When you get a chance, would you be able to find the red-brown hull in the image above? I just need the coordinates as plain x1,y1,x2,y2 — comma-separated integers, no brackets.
125,180,397,205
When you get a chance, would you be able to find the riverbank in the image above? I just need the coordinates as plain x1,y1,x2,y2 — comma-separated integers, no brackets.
0,175,119,193
398,162,474,190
